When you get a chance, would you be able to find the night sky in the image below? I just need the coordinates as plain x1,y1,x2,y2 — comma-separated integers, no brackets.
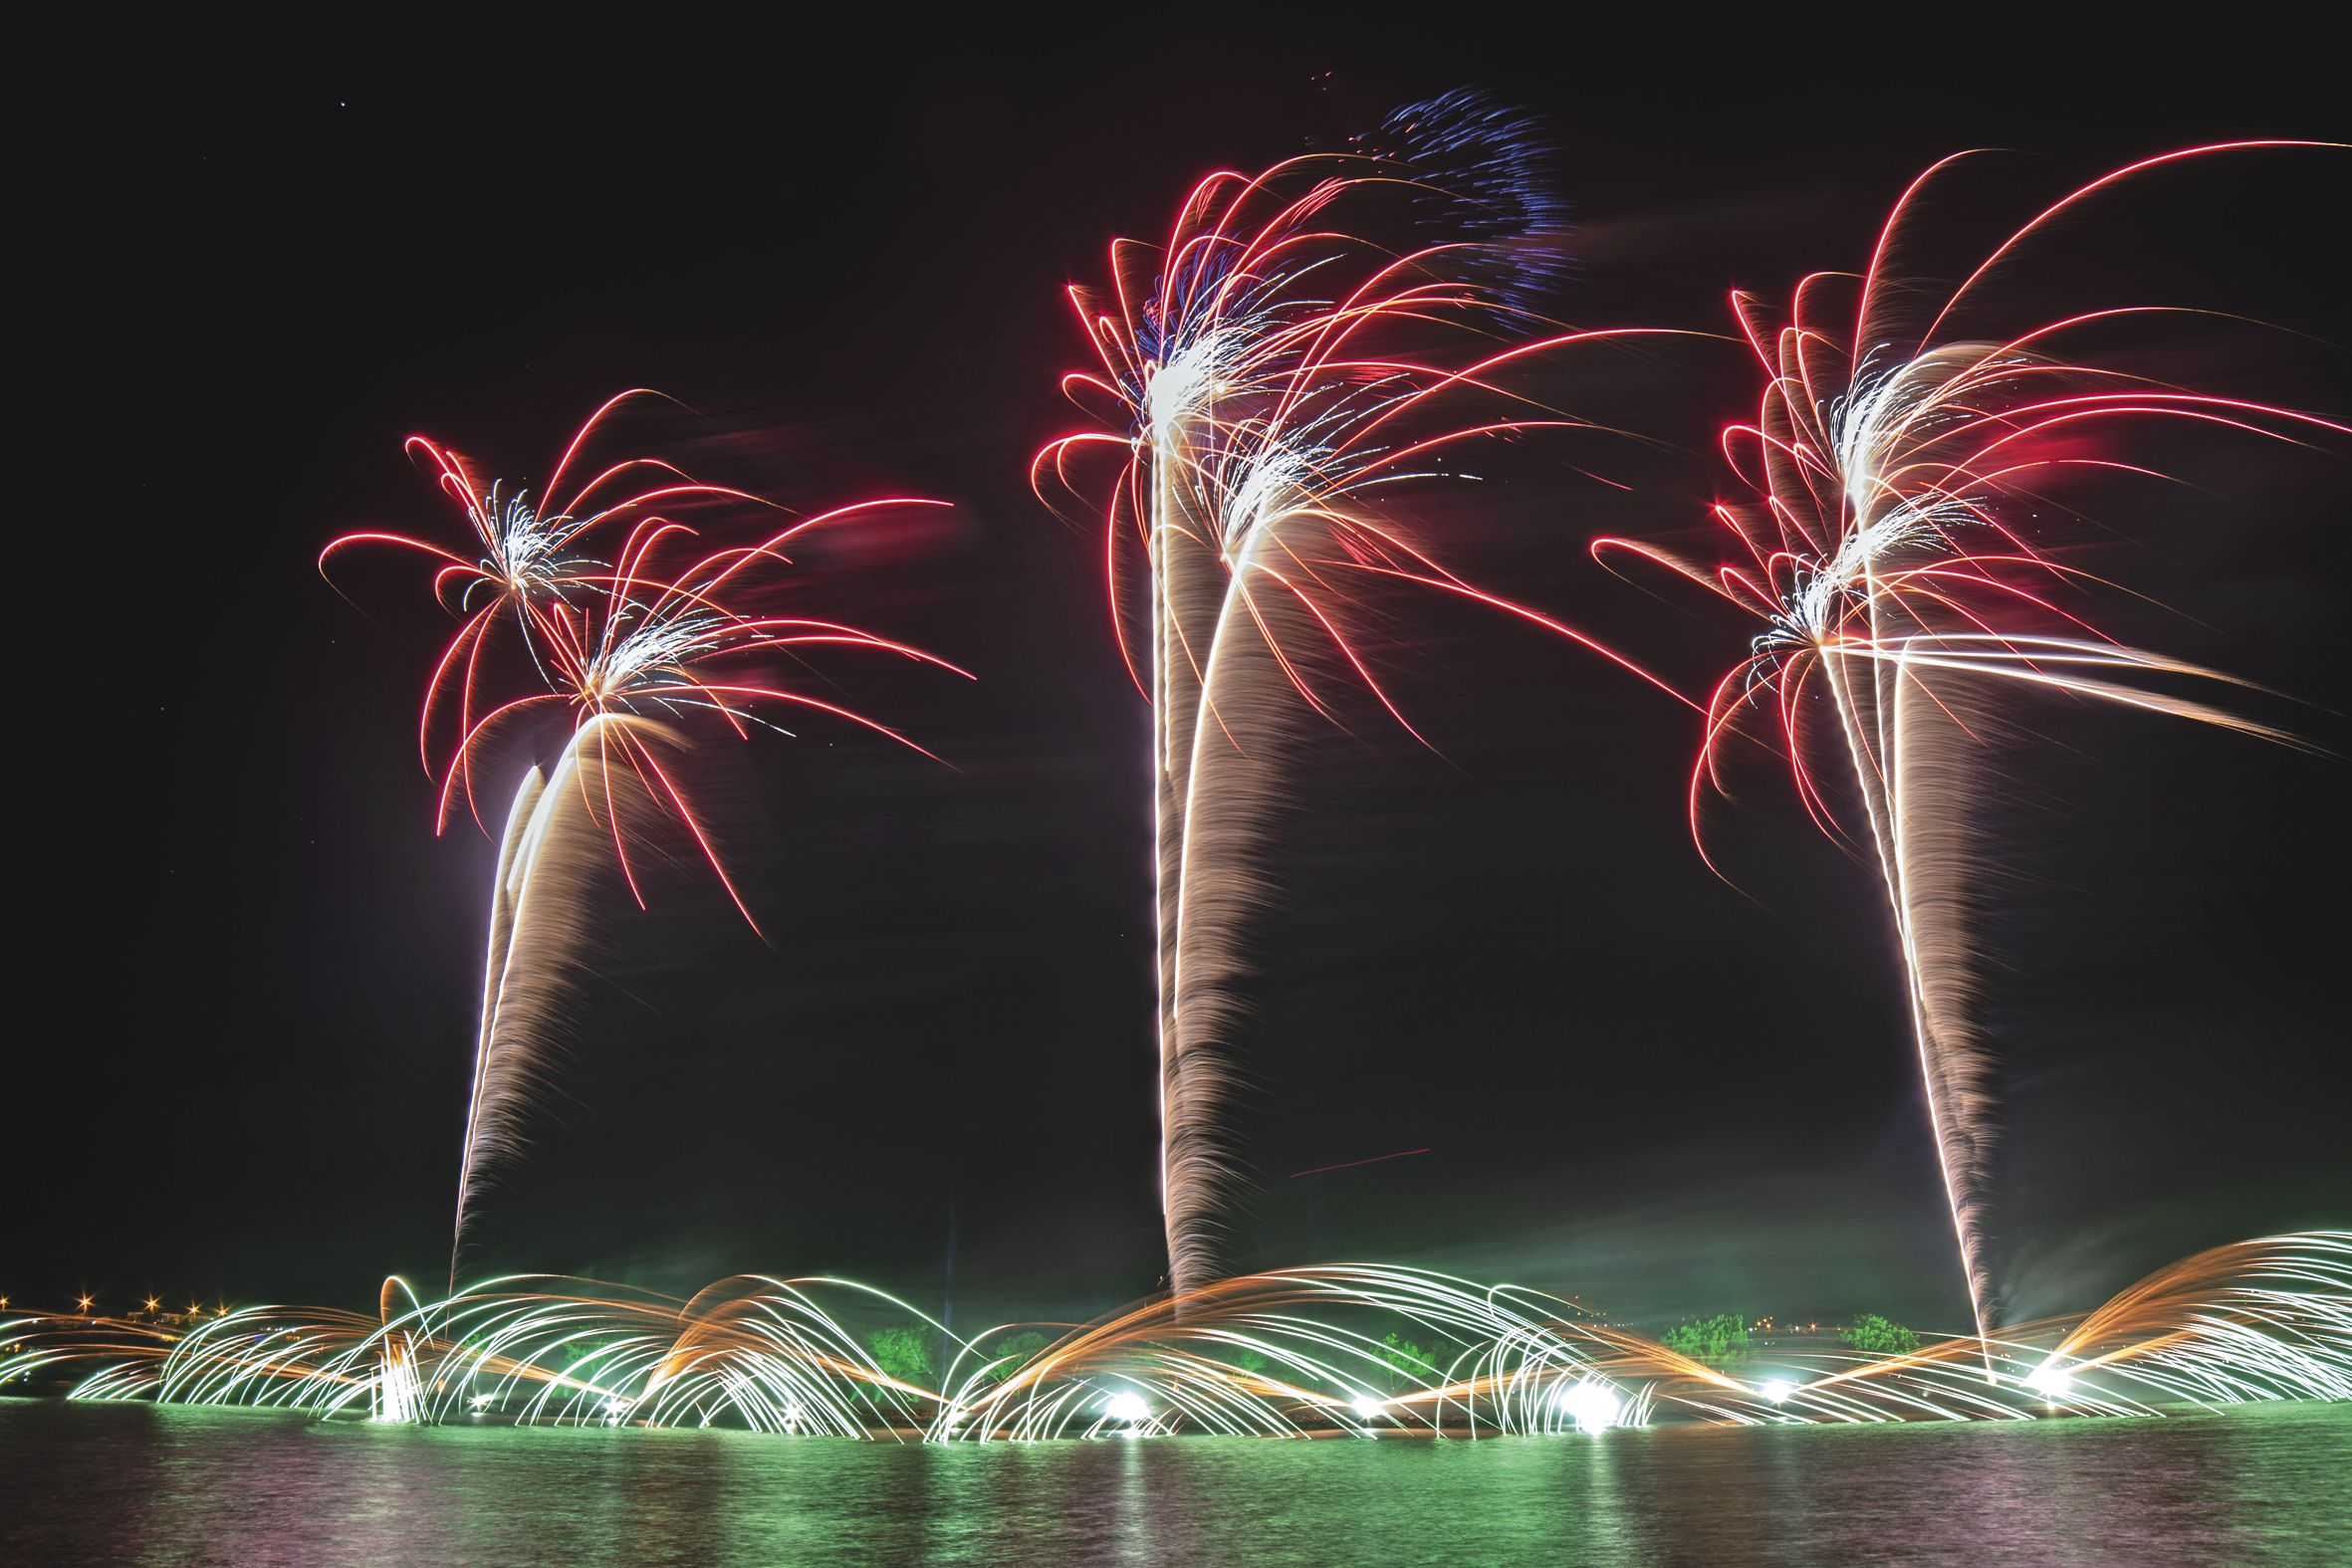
22,46,2347,1337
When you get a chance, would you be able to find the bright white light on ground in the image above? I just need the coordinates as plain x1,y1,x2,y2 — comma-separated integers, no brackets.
1103,1390,1151,1424
468,1393,493,1411
1556,1380,1621,1435
2026,1363,2075,1401
1350,1396,1384,1420
1761,1379,1795,1405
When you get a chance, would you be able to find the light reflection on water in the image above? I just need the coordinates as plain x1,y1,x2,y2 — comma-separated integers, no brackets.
4,1399,2348,1566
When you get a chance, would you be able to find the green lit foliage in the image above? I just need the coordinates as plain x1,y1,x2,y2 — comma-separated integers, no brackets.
1660,1312,1752,1366
1845,1313,1922,1356
864,1326,942,1400
1375,1330,1443,1389
980,1331,1052,1382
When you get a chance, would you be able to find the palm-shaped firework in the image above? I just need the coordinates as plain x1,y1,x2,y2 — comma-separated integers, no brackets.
325,394,962,1278
1041,103,1686,1297
322,391,765,822
1592,142,2341,1361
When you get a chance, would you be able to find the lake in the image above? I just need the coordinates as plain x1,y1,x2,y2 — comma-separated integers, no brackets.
4,1398,2347,1565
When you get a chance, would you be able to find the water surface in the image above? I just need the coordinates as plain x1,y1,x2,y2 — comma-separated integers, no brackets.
5,1398,2347,1565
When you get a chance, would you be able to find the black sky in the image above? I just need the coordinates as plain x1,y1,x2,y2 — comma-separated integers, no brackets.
20,41,2348,1335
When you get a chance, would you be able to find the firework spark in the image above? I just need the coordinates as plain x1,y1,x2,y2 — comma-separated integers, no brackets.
1590,142,2343,1360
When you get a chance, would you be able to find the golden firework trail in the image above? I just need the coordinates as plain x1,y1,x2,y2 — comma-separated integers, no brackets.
10,1235,2346,1438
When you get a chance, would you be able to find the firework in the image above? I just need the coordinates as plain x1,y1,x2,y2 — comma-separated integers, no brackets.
1589,143,2343,1358
934,1236,2352,1438
432,493,968,931
325,399,965,1279
319,391,767,824
1040,121,1684,1296
6,1274,939,1434
931,1263,1650,1440
13,1233,2345,1438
